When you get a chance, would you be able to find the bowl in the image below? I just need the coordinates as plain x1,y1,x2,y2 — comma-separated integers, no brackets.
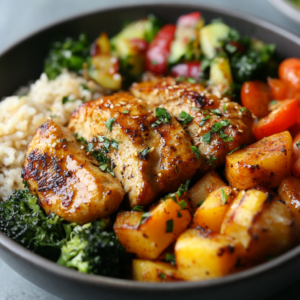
268,0,300,25
1,3,300,300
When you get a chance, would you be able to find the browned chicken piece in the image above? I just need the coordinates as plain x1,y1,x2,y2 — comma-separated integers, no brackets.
22,119,125,224
130,77,255,173
68,92,200,208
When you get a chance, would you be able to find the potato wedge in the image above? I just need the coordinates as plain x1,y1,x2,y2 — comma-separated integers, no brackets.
226,131,292,189
133,260,183,282
190,186,237,232
188,170,226,212
114,196,191,260
175,228,243,281
278,176,300,234
221,189,297,264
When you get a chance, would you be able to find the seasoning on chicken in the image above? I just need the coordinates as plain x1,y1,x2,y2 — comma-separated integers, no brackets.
68,92,200,207
130,77,255,172
22,119,125,224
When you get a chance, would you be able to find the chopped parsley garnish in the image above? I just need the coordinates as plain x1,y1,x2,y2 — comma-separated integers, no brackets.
208,155,217,167
191,146,200,161
87,143,94,152
202,120,233,144
163,180,190,202
177,211,182,218
97,136,119,152
59,138,71,143
22,180,29,189
132,205,144,212
174,165,178,173
179,111,194,125
166,219,174,233
50,114,57,119
187,77,196,84
73,133,87,145
140,211,151,224
81,83,89,90
62,96,76,104
219,130,234,142
199,115,210,126
221,188,228,204
191,107,201,111
211,108,221,116
106,118,115,132
178,200,187,209
239,107,248,113
160,273,166,279
139,147,151,160
152,107,171,128
91,149,115,177
297,140,300,149
227,144,246,155
223,103,227,113
122,110,130,114
197,199,205,207
269,100,278,106
176,75,185,83
166,253,176,265
202,132,211,143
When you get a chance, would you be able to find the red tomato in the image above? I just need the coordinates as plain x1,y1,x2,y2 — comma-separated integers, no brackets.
241,81,271,118
170,61,202,80
252,99,299,140
267,78,288,100
177,12,201,27
279,58,300,91
292,133,300,177
145,24,176,74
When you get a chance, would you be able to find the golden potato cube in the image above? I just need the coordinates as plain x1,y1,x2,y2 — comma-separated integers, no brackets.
221,189,297,264
132,260,183,282
226,131,292,189
175,229,242,281
114,197,192,260
278,176,300,235
190,186,236,232
188,170,226,212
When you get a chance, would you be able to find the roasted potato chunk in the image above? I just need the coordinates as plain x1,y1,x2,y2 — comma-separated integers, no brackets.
226,131,293,189
175,228,243,281
133,260,183,282
188,170,227,212
114,195,191,259
278,176,300,235
190,186,236,232
221,189,297,264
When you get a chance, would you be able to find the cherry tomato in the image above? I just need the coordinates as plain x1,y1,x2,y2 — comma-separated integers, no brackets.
170,61,202,80
241,81,271,118
279,58,300,91
252,99,299,140
267,78,288,100
145,24,176,74
177,12,201,27
292,133,300,177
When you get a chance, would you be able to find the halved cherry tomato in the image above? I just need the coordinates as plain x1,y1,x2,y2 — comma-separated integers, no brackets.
145,24,176,74
170,61,202,80
252,99,299,140
279,58,300,91
292,133,300,177
267,78,288,100
177,12,201,27
241,81,271,118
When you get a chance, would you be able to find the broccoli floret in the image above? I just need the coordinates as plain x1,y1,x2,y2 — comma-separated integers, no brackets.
44,33,91,80
0,189,70,260
57,220,130,278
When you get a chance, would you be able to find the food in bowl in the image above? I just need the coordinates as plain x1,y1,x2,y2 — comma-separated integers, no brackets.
1,11,300,283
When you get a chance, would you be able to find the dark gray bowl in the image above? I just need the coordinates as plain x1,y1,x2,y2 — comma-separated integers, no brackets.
1,3,300,300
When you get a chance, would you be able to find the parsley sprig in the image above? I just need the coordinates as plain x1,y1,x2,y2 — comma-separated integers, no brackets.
202,120,233,144
179,111,194,125
152,108,171,128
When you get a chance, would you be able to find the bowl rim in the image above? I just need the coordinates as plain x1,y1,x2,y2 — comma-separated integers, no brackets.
268,0,300,25
1,1,300,291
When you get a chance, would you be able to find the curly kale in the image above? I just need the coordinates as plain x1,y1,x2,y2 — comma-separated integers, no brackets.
44,33,91,80
57,220,129,277
0,189,70,260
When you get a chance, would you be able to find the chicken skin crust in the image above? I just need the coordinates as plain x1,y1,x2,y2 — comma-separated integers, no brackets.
68,92,200,207
130,77,255,173
22,119,125,224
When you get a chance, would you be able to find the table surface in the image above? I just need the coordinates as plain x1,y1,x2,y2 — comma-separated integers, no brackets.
0,0,300,299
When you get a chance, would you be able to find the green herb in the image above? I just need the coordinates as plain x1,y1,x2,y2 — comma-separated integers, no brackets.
297,140,300,149
178,200,187,210
208,155,217,167
174,164,178,173
73,133,88,145
62,96,76,104
139,147,151,160
221,188,228,204
106,118,115,132
200,57,211,71
166,219,174,233
97,136,119,152
191,107,201,111
197,199,205,207
222,87,236,98
219,130,234,142
81,83,89,90
140,211,151,224
199,115,210,127
179,111,194,125
22,180,29,189
223,103,227,113
87,143,94,152
211,108,221,116
202,132,211,143
163,180,190,202
177,211,182,218
240,107,248,113
203,120,233,144
270,100,278,105
165,253,176,265
187,77,196,84
132,205,144,212
59,138,71,143
152,108,171,128
160,273,166,279
50,114,58,119
191,146,200,161
227,144,246,155
176,75,185,83
122,110,130,114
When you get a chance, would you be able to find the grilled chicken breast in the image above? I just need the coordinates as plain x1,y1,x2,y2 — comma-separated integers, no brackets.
22,119,125,224
130,77,255,173
68,92,200,207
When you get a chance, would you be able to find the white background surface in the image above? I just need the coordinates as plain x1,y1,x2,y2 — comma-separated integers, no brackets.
0,0,300,299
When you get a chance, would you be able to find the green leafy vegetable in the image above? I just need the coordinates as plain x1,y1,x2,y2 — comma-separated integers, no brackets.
199,115,210,126
152,108,171,128
106,118,116,132
179,111,194,125
208,155,218,167
139,147,151,160
227,144,246,155
166,219,174,233
132,205,144,212
191,146,200,161
178,200,188,210
197,199,205,207
62,96,76,104
165,253,176,265
211,108,221,116
221,188,228,204
186,77,197,84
